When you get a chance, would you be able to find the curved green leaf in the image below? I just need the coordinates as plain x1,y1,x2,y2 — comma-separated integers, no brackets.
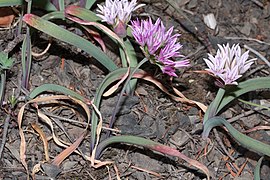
203,116,270,157
41,11,65,21
0,0,23,7
120,39,138,94
84,0,96,9
217,77,270,113
65,5,101,22
254,156,264,180
23,14,117,72
96,135,210,179
0,0,57,11
29,84,88,103
204,88,225,123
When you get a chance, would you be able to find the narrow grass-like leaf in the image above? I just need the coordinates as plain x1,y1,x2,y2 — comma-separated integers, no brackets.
65,5,100,22
254,156,264,180
0,0,57,11
21,29,31,89
96,135,210,180
203,88,225,123
23,14,117,72
0,0,23,7
120,39,138,94
58,0,65,11
29,84,89,103
83,0,96,9
33,1,58,11
203,116,270,157
41,11,65,21
0,73,6,106
216,77,270,113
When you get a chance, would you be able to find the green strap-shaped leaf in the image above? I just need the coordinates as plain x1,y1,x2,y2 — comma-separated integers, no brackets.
96,135,210,180
254,156,264,180
217,77,270,113
204,88,225,123
29,84,87,102
0,0,57,11
23,14,117,72
0,0,23,7
203,116,270,157
41,11,65,21
119,39,138,94
84,0,96,9
65,5,101,22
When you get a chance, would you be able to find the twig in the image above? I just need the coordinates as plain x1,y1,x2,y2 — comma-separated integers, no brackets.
227,110,255,123
43,111,121,133
224,36,270,46
250,0,264,8
213,128,235,161
0,112,11,159
242,65,265,79
244,44,270,68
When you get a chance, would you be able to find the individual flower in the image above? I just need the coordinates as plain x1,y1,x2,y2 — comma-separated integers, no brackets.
204,43,256,85
130,18,190,77
96,0,144,37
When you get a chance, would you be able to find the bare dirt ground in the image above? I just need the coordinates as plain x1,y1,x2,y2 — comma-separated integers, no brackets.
1,0,270,179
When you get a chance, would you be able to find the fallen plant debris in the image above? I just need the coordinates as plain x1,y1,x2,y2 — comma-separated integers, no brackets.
0,0,270,179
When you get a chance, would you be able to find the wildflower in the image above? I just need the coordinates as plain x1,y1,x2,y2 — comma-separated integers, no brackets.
96,0,144,37
130,18,190,77
204,43,256,85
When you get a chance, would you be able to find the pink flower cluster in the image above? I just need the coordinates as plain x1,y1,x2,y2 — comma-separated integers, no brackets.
96,0,144,26
204,44,256,85
131,18,190,77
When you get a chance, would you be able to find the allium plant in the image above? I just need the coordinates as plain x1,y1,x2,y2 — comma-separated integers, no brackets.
96,0,144,37
204,43,256,85
131,18,190,77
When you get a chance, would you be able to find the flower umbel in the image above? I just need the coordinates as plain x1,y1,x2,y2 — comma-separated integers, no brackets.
96,0,144,37
131,18,190,77
204,43,256,85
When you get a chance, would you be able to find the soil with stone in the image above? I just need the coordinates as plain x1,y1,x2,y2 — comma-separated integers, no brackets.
1,0,270,179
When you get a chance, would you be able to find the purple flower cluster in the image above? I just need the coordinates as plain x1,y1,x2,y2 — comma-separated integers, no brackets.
204,44,256,85
131,18,190,77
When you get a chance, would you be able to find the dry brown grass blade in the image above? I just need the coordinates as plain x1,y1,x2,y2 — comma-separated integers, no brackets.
133,70,207,112
103,67,130,97
18,102,30,179
31,123,50,162
52,131,86,166
130,165,162,177
243,125,270,133
18,95,93,174
90,101,103,166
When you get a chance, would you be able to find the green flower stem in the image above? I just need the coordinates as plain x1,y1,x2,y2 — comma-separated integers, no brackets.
119,39,138,95
204,88,225,123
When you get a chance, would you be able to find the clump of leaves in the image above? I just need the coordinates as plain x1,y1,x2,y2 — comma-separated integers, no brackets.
0,52,14,71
